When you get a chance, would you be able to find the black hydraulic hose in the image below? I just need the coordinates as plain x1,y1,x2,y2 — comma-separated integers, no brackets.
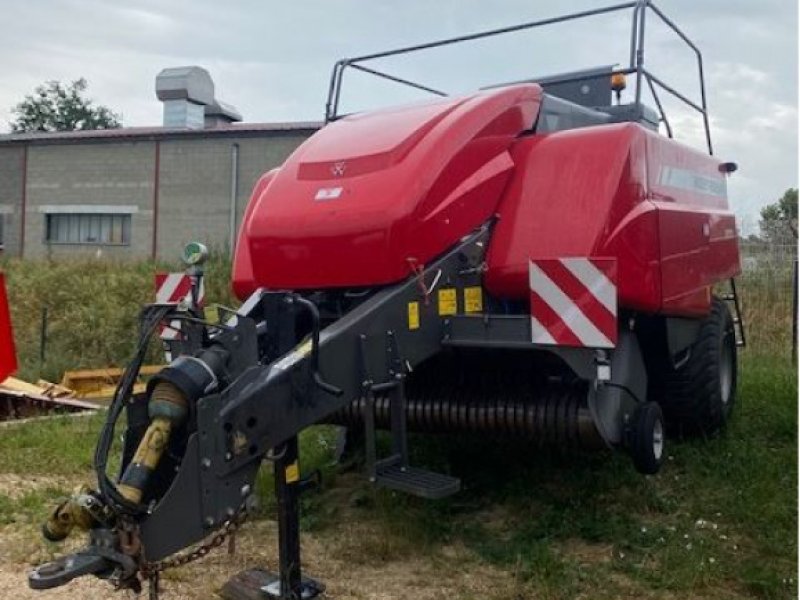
93,305,172,516
289,295,343,397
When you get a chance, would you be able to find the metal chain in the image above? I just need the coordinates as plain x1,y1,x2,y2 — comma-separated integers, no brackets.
139,501,250,578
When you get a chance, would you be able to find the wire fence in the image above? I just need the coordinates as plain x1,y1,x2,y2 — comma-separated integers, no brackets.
737,241,797,358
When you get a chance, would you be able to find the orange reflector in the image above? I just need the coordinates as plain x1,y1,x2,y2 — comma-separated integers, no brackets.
611,72,627,92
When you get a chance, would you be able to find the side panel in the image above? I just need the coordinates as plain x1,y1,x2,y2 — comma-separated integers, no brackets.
232,169,278,299
646,133,740,316
486,123,662,313
486,123,741,318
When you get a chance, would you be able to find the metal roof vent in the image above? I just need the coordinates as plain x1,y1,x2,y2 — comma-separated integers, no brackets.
155,66,242,129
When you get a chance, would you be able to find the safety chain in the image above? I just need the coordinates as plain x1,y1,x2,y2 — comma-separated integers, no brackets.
134,503,251,600
139,501,250,579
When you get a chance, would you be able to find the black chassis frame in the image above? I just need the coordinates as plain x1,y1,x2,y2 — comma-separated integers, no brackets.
98,223,644,598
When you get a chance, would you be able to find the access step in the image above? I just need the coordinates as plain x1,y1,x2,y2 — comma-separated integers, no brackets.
375,464,460,499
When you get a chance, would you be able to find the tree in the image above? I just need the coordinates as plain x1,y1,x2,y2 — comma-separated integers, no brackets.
9,78,121,133
759,188,797,245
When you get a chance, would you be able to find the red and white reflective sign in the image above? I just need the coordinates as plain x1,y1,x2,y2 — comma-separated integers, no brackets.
154,273,205,340
529,258,617,348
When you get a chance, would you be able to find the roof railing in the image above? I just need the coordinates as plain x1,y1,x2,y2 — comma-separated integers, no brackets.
324,0,713,155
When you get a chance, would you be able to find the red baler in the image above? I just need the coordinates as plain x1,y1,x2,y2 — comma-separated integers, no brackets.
30,3,744,599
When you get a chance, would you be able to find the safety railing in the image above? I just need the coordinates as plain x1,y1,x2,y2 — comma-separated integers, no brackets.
324,0,714,155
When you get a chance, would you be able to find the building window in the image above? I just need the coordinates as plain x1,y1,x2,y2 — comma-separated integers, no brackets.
46,213,131,246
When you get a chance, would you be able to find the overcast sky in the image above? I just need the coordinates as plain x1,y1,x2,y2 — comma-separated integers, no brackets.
0,0,796,232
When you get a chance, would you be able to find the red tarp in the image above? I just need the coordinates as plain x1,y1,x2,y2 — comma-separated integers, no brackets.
0,273,17,382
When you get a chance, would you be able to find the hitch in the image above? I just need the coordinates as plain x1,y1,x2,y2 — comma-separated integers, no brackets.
29,528,138,592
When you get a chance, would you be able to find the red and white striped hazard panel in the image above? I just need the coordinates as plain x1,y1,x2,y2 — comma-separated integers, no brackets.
155,273,205,341
529,257,617,349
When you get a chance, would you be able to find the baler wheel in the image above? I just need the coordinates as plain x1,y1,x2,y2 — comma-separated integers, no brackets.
655,298,737,436
628,401,665,475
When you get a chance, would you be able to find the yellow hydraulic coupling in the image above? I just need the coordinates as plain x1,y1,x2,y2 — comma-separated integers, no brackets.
116,381,188,504
42,486,102,542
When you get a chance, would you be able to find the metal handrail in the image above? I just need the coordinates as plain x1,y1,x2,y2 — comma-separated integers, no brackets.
324,0,713,155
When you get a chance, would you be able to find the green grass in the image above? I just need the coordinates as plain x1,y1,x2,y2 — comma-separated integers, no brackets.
308,351,796,599
0,353,792,598
0,260,794,597
1,252,237,382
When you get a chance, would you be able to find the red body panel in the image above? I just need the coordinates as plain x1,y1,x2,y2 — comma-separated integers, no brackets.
232,85,541,296
233,88,739,319
0,274,17,382
486,123,739,317
645,135,739,314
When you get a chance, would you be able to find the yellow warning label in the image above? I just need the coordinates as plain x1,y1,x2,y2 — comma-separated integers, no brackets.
438,288,457,316
464,287,483,313
285,461,300,484
408,301,420,330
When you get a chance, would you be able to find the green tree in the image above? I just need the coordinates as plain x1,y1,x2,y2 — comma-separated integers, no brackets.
9,78,121,133
759,188,797,244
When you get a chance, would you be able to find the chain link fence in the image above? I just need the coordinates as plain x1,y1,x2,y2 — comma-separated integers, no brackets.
737,240,797,357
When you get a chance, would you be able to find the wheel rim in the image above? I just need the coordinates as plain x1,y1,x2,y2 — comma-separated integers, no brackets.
720,332,734,405
653,418,664,461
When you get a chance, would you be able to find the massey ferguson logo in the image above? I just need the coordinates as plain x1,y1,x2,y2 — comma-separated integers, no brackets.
330,161,347,177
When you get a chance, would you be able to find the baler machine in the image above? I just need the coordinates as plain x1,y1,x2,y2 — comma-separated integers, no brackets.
29,2,744,599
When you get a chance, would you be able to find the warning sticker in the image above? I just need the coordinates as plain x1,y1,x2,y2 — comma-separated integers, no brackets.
464,287,483,313
438,289,457,316
408,301,420,330
285,461,300,483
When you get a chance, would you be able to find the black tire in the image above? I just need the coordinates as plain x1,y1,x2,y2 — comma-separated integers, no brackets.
629,401,665,475
653,298,737,436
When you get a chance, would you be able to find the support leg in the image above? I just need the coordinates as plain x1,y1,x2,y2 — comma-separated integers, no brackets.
275,437,302,598
220,436,323,600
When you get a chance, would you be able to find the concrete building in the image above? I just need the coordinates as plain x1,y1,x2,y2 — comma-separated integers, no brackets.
0,67,320,260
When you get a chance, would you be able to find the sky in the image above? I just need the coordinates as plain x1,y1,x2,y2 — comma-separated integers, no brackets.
0,0,796,233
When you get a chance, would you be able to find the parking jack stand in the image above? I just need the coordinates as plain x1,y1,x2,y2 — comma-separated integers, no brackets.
220,436,324,600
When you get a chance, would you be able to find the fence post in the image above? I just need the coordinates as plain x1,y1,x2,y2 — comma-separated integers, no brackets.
39,306,48,366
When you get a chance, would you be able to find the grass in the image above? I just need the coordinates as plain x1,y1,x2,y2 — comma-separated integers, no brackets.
0,353,793,599
0,259,795,598
0,252,237,382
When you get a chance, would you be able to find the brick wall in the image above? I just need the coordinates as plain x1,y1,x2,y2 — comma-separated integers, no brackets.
0,129,313,261
0,147,25,256
24,141,155,259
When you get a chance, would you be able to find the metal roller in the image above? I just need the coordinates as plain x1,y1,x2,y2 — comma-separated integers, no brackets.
325,351,603,449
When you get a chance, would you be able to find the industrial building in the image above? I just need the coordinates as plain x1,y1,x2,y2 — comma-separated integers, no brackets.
0,67,319,260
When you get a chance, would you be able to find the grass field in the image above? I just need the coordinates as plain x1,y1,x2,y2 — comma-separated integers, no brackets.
0,257,795,599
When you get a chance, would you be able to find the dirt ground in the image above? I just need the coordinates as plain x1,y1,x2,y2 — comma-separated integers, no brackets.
0,519,514,600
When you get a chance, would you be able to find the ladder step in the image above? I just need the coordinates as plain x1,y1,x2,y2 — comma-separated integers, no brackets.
719,293,735,301
375,465,460,499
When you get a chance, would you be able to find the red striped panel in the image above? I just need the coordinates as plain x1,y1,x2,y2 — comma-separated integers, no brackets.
155,273,193,341
530,289,583,346
535,260,616,344
155,273,192,303
529,257,617,348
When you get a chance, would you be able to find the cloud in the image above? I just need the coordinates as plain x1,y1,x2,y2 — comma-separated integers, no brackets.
0,0,795,231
